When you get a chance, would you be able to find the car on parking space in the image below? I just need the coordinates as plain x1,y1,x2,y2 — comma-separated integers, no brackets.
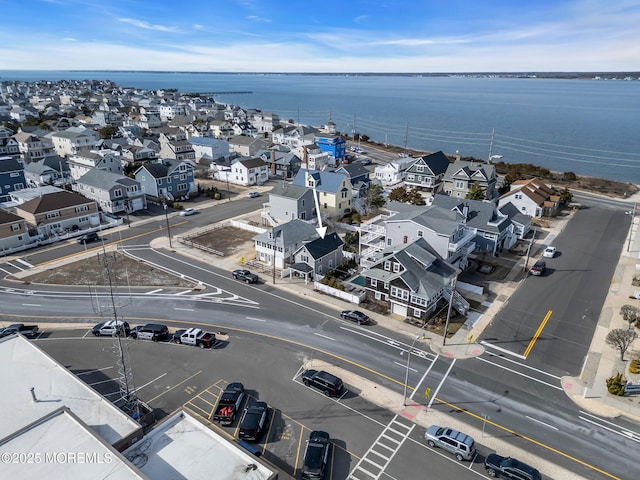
424,425,476,461
484,453,541,480
340,310,370,325
232,269,259,284
247,191,260,198
301,369,344,397
543,246,557,258
92,320,130,337
180,208,197,216
358,157,372,165
130,323,169,341
238,401,268,442
529,259,546,276
77,232,99,244
301,430,331,480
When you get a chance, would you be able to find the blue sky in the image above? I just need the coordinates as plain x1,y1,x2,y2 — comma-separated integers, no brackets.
1,0,638,72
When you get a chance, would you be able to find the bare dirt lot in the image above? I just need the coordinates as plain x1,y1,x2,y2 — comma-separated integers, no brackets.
18,251,196,288
187,226,257,257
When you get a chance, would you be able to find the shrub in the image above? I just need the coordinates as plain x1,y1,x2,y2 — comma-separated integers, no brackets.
630,359,640,375
606,372,625,396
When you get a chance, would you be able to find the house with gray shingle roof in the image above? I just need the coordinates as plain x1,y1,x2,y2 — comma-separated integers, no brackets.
361,237,466,321
292,232,344,278
498,202,533,239
292,168,353,218
75,169,146,214
134,158,196,202
15,190,99,237
253,219,319,269
0,208,32,252
0,158,26,202
228,135,267,157
442,160,497,200
24,156,71,187
403,151,451,193
216,157,268,186
265,182,316,225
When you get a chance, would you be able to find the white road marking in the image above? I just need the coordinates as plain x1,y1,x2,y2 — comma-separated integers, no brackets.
146,289,163,294
16,258,34,268
428,358,456,408
394,361,417,372
476,356,563,390
313,332,336,341
76,366,114,376
246,316,266,322
578,416,640,444
21,303,41,307
526,416,559,430
174,290,194,296
484,350,561,378
480,340,526,360
135,373,168,392
174,307,195,312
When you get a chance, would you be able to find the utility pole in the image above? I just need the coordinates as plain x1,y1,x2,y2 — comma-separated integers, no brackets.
487,128,495,162
163,202,173,248
403,122,409,155
443,275,457,346
524,227,536,272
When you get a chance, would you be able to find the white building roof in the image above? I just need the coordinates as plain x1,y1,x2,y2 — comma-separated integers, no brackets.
124,410,277,480
0,407,145,480
0,335,141,447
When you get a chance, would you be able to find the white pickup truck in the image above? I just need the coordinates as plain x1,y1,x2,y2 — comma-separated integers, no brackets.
172,327,216,348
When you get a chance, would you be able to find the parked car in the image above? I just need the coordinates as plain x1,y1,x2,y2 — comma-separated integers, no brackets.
247,191,260,198
238,401,268,442
180,208,197,216
358,157,372,165
301,369,344,397
232,269,259,284
424,425,476,461
92,320,130,337
484,454,541,480
529,259,546,276
77,232,99,244
301,430,331,480
543,246,557,258
0,323,39,338
130,323,169,341
340,310,370,325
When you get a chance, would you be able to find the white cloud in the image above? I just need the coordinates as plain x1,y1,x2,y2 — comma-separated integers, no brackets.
246,15,271,23
63,37,77,42
118,18,180,33
353,15,369,25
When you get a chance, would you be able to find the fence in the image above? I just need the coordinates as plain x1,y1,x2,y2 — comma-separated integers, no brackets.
314,281,367,304
176,237,224,257
230,219,267,234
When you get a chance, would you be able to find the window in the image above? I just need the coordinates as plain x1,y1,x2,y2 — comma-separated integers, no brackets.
177,184,188,191
113,188,122,198
156,179,162,185
371,279,377,288
393,263,400,273
45,211,60,219
78,216,89,223
416,165,424,173
455,181,465,189
374,292,382,300
417,230,423,237
11,223,20,231
413,308,422,318
383,282,389,290
387,238,392,246
390,286,409,301
384,261,391,271
403,235,408,244
180,173,187,181
407,174,415,181
515,193,522,199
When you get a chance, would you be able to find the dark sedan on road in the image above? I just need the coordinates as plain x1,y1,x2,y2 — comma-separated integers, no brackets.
484,453,541,480
340,310,370,325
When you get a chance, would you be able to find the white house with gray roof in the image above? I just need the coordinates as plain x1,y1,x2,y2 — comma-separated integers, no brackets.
264,182,316,226
442,159,497,200
228,135,266,157
75,169,147,213
216,156,268,186
68,149,123,180
253,219,319,269
49,128,97,157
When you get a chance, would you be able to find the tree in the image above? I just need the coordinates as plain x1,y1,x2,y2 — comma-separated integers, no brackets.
605,328,637,360
559,187,573,205
389,187,407,202
620,305,640,329
407,187,426,205
99,125,120,139
466,183,485,200
362,184,386,214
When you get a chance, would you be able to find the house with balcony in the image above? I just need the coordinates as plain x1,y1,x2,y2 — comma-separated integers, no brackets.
24,156,71,187
12,132,55,164
303,143,334,170
497,177,561,217
293,168,353,218
209,120,235,140
334,162,371,198
373,156,416,186
253,219,319,269
360,237,466,321
272,125,320,157
75,169,147,214
403,151,450,193
49,129,97,157
68,150,123,181
134,158,196,202
215,157,268,186
120,145,157,165
0,209,32,253
228,135,267,157
157,127,196,162
442,160,497,200
15,190,100,237
250,111,280,135
291,232,344,278
189,137,229,164
314,134,346,164
263,182,316,226
0,127,20,159
0,158,26,202
257,147,301,179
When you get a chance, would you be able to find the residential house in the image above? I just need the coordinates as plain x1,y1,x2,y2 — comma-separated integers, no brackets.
134,158,196,202
136,113,162,130
120,145,157,164
373,156,416,186
157,127,196,162
292,232,344,278
0,127,20,159
159,104,187,120
497,178,561,217
293,168,353,218
0,158,26,202
12,132,55,163
10,105,38,122
272,125,320,157
15,190,100,237
403,151,451,193
232,122,258,137
498,202,533,240
442,160,497,200
253,219,319,269
209,120,235,140
189,137,229,164
49,129,97,157
0,209,32,252
334,163,371,198
314,134,346,164
215,157,268,186
24,156,71,187
75,169,147,214
257,147,301,179
68,150,123,180
228,135,267,157
360,237,465,321
264,182,316,226
304,144,333,170
250,111,280,135
9,185,64,205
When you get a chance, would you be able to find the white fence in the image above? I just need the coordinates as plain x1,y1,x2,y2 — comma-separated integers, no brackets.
230,219,267,234
314,281,367,304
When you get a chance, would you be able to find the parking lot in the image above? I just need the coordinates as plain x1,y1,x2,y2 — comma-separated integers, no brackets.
34,328,484,480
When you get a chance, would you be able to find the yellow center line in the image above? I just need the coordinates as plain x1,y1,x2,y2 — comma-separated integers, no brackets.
523,309,552,358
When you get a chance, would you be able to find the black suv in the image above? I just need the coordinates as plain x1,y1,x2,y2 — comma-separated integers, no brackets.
301,370,344,397
238,401,268,442
484,454,541,480
340,310,370,325
130,323,169,341
301,430,331,480
77,232,99,244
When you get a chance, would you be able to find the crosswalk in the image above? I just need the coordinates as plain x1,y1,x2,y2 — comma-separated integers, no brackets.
0,258,34,275
349,415,415,480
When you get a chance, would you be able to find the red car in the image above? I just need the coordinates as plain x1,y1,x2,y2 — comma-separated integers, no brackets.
529,260,546,276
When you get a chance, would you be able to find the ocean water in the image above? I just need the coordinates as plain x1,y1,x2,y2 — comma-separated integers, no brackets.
2,70,639,182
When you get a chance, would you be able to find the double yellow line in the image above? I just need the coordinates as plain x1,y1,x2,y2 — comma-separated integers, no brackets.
523,310,552,358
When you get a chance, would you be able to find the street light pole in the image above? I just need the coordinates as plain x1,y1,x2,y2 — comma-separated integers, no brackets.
163,202,173,248
403,334,425,406
443,275,457,346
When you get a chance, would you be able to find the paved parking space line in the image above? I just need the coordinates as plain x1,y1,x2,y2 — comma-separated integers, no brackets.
135,373,167,392
146,369,203,403
75,366,114,376
185,401,214,419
